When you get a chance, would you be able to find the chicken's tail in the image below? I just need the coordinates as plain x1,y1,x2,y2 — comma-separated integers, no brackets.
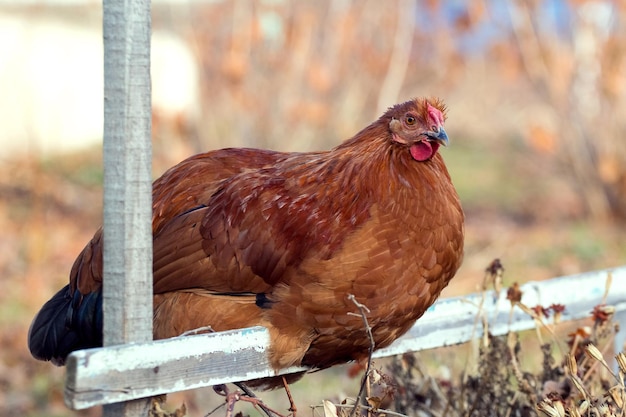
28,285,103,365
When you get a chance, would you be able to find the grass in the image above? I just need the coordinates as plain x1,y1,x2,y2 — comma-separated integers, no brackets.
444,142,527,213
40,147,104,188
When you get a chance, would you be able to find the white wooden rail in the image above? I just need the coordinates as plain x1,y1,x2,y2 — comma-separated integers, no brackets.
65,266,626,410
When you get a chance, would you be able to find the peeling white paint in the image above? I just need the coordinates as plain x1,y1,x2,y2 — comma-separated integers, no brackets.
71,326,272,375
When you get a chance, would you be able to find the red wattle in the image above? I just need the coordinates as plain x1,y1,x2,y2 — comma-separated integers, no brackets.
410,141,436,161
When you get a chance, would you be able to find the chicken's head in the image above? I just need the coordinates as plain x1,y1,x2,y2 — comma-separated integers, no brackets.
388,98,449,161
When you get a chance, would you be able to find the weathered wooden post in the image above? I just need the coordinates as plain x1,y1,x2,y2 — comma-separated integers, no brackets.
102,0,152,415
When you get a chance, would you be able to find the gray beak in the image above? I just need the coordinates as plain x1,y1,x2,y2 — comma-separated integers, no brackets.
426,127,449,147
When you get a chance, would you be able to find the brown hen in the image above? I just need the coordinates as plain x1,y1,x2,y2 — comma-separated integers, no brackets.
28,97,464,382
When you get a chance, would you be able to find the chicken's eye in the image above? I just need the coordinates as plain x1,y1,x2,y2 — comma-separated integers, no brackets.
405,115,416,125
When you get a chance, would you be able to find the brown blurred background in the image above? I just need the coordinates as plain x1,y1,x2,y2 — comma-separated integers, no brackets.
0,0,625,415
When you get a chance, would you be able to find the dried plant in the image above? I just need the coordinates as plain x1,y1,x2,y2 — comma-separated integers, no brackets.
380,261,624,417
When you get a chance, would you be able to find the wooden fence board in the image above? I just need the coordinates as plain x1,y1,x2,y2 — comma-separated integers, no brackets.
65,327,305,409
374,266,625,357
65,266,626,410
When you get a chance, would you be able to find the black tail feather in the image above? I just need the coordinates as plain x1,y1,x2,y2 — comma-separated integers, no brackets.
28,285,103,366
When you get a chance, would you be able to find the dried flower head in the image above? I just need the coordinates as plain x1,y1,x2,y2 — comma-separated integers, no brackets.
608,385,624,409
591,304,615,325
506,282,523,304
484,258,504,292
584,344,604,363
570,374,587,397
532,305,551,319
567,327,591,348
550,304,566,324
485,258,504,276
616,352,626,375
566,353,578,377
536,398,565,417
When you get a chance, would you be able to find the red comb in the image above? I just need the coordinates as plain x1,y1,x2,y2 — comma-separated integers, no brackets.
427,103,444,126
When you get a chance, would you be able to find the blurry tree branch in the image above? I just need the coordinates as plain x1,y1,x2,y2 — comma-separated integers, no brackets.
506,0,626,220
376,0,416,114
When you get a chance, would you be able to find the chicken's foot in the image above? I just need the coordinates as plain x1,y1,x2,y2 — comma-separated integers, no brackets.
281,375,297,417
210,384,286,417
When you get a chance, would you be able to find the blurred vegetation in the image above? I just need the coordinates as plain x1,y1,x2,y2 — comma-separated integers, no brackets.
1,0,625,416
150,0,626,220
